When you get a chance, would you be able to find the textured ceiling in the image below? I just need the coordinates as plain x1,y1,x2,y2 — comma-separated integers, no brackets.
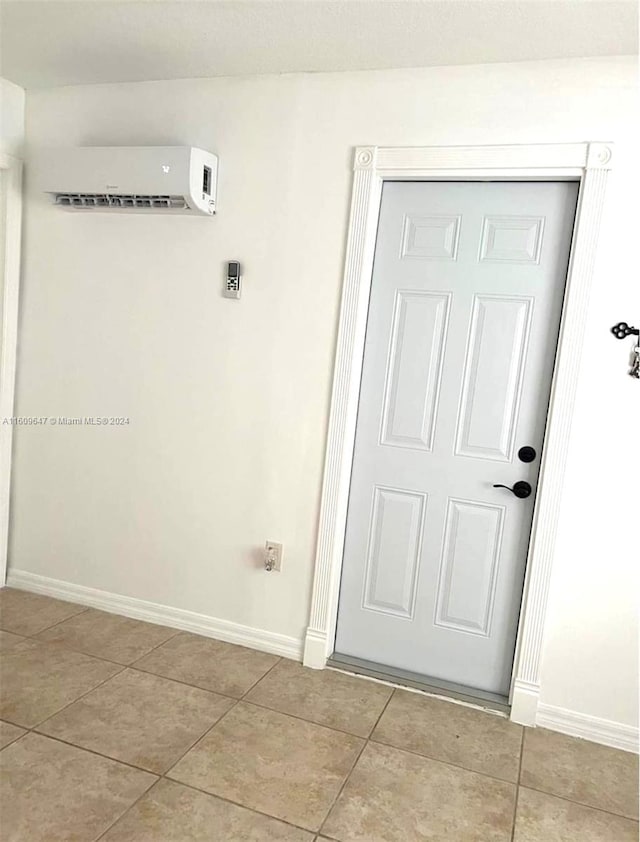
1,0,637,89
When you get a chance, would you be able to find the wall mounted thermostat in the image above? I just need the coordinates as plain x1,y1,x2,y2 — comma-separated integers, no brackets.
224,261,242,299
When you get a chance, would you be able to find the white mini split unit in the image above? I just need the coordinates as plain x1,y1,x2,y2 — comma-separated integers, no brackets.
43,146,218,215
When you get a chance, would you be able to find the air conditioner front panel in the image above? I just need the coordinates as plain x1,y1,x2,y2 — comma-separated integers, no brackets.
42,146,217,215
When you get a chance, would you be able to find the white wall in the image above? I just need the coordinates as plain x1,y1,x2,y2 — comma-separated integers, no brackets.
11,56,638,732
0,78,25,157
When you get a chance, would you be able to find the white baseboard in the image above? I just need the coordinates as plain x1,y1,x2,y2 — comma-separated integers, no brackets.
302,628,328,669
510,678,540,727
537,702,639,754
6,569,303,661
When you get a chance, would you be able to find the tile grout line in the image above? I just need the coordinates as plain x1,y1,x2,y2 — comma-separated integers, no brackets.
509,725,526,842
4,633,638,829
29,663,129,732
25,623,189,733
93,775,163,842
139,657,286,781
0,727,25,750
154,660,383,838
27,620,181,667
162,698,242,775
316,686,397,837
239,656,283,700
7,721,319,838
368,731,522,788
239,695,387,741
127,664,258,701
23,730,162,776
12,605,92,637
9,621,280,705
3,594,638,832
13,721,636,831
515,783,640,824
161,775,321,836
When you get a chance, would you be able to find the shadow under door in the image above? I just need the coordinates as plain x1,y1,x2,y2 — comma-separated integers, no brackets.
333,180,579,702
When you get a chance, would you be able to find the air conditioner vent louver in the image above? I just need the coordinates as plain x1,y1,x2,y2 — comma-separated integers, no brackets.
44,147,217,215
53,193,188,210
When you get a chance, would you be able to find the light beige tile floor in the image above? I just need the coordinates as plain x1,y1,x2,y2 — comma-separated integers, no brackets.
0,587,87,636
0,719,25,749
101,778,315,841
37,667,234,773
0,638,121,727
372,686,523,782
168,701,365,831
0,586,638,841
323,741,516,842
520,725,639,820
37,607,179,664
245,658,393,737
0,733,156,842
0,629,26,651
134,630,279,697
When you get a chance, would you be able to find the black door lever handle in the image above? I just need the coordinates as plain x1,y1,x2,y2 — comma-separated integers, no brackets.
493,481,532,499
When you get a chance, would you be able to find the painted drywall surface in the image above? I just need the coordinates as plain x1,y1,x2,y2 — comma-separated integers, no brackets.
0,77,25,156
12,57,638,727
535,136,639,728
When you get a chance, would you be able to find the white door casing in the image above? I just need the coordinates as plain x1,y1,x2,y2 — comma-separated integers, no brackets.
0,153,23,586
333,180,579,697
303,143,612,726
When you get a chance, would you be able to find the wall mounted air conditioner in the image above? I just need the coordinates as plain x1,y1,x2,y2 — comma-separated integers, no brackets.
43,146,218,215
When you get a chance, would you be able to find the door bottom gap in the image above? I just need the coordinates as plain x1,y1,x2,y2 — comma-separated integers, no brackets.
328,652,510,715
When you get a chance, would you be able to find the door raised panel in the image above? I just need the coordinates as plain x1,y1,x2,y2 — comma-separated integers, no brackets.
362,485,426,619
434,498,505,636
380,291,451,452
480,215,545,264
455,294,533,461
401,214,461,260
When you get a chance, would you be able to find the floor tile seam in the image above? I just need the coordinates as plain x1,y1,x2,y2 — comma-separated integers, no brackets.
0,715,31,731
5,701,369,832
30,693,244,777
4,631,171,670
15,728,161,778
161,696,243,775
10,604,636,827
93,773,162,842
368,732,521,787
238,656,283,700
0,728,27,750
516,782,640,823
0,604,91,638
13,722,637,827
116,664,254,702
316,687,396,836
4,630,253,701
25,663,130,731
3,722,319,838
126,662,250,699
237,695,380,740
119,625,184,661
160,771,323,835
5,665,379,757
509,728,526,842
128,641,284,699
21,624,182,668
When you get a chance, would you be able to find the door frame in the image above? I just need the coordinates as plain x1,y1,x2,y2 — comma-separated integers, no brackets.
0,152,24,586
303,142,613,726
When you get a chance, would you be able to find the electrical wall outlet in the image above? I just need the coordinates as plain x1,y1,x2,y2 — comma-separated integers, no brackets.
264,541,283,572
